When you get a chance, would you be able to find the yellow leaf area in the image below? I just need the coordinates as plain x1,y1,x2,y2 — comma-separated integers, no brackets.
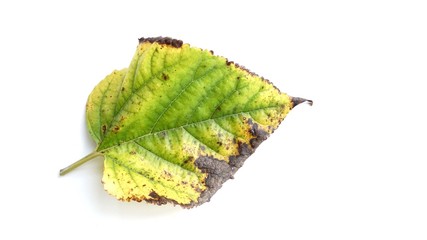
85,37,293,207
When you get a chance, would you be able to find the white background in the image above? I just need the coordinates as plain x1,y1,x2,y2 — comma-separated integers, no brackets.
1,0,426,239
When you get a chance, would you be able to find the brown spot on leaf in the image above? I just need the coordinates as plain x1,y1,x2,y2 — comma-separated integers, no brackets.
129,195,143,202
113,126,120,132
146,191,178,206
162,73,169,81
149,191,159,198
163,170,172,178
183,156,194,164
102,125,107,134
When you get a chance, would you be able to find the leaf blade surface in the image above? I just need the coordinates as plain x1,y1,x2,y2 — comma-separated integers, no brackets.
84,37,299,206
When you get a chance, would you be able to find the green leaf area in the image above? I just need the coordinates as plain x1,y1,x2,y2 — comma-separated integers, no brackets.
67,37,300,207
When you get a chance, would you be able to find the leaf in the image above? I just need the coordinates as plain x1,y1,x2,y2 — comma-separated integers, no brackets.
60,37,312,207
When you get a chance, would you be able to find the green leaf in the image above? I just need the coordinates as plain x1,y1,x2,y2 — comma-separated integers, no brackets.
60,37,312,207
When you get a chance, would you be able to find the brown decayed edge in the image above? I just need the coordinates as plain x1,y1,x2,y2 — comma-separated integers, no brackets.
138,36,183,48
185,119,271,208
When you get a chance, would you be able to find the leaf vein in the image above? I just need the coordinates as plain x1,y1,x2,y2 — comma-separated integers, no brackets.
126,168,140,190
184,68,232,125
213,119,237,137
98,75,117,140
100,106,282,152
111,160,126,196
181,127,223,156
108,154,188,199
106,52,184,135
132,141,196,175
149,55,204,133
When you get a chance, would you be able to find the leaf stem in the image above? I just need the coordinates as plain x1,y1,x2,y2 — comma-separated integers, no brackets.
59,151,103,176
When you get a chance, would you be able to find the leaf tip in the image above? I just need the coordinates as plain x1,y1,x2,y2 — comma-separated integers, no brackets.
291,97,313,108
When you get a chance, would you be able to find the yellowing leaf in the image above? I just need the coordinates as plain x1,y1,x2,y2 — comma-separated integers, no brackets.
60,37,312,207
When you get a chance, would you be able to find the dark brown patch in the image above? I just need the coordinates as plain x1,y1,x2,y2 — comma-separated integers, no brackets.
146,191,178,206
122,87,125,91
113,126,120,132
247,118,269,149
149,191,159,198
162,73,169,81
101,125,107,134
138,37,183,48
190,156,233,207
183,156,194,164
130,150,136,155
130,196,143,202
